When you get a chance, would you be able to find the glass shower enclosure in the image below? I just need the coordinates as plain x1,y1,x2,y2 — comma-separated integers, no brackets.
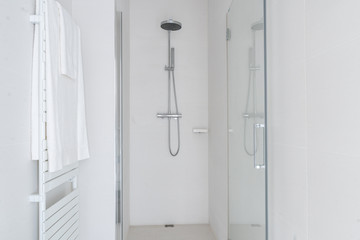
227,0,267,239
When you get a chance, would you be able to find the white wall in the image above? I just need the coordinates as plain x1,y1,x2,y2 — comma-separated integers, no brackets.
0,1,37,239
267,0,308,239
72,0,117,239
129,0,209,226
267,0,360,239
305,1,360,237
208,0,232,239
74,0,131,238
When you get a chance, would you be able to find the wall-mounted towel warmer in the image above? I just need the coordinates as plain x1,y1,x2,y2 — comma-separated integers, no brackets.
30,0,80,239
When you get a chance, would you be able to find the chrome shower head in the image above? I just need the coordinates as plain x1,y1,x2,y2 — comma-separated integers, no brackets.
161,19,182,31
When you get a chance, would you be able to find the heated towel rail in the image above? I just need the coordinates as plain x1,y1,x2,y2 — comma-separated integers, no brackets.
30,0,80,239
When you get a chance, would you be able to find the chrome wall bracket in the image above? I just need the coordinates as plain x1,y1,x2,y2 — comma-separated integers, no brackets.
29,194,43,203
29,15,42,24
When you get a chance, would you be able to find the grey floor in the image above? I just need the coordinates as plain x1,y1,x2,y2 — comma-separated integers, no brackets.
127,224,216,240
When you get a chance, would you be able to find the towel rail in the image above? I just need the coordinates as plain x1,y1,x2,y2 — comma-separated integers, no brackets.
30,1,81,240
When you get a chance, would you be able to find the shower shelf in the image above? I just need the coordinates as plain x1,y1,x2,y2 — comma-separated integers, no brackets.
193,128,208,134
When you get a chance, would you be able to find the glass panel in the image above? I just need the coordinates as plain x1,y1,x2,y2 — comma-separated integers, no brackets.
227,0,267,239
115,9,123,240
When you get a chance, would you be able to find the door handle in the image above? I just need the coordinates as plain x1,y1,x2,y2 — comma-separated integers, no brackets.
253,123,266,169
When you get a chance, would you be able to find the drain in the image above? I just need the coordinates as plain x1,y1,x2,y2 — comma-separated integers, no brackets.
164,224,175,228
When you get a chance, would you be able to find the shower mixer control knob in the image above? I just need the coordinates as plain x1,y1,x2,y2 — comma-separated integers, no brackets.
165,65,174,71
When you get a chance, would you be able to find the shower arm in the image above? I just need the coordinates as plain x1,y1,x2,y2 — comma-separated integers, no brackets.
158,33,182,119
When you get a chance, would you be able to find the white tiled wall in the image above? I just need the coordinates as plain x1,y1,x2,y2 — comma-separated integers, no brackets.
267,0,360,239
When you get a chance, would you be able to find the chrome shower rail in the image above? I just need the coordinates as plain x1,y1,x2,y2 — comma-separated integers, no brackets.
157,19,182,156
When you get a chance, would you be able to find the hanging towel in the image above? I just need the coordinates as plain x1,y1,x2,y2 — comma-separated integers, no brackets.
56,1,90,162
74,25,90,161
57,2,79,80
31,0,90,172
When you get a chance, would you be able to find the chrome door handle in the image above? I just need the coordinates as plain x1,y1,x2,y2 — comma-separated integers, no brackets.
253,123,266,169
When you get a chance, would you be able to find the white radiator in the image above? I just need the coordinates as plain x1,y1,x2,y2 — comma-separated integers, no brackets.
30,0,80,239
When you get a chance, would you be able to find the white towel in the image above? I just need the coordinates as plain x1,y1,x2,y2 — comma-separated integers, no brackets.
31,0,90,172
57,2,79,80
75,28,90,161
56,1,90,162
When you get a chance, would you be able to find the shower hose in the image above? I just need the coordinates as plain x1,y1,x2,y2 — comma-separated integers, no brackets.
168,70,180,156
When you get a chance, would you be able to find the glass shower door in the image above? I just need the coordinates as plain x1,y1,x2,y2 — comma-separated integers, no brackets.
227,0,267,239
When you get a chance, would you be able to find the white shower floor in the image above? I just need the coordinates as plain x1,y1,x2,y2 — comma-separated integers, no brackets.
127,224,216,240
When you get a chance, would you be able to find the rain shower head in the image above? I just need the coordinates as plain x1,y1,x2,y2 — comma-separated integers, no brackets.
161,19,182,31
251,20,264,31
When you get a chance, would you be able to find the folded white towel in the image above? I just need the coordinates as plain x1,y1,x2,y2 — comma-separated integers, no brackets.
57,2,80,80
31,0,90,172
